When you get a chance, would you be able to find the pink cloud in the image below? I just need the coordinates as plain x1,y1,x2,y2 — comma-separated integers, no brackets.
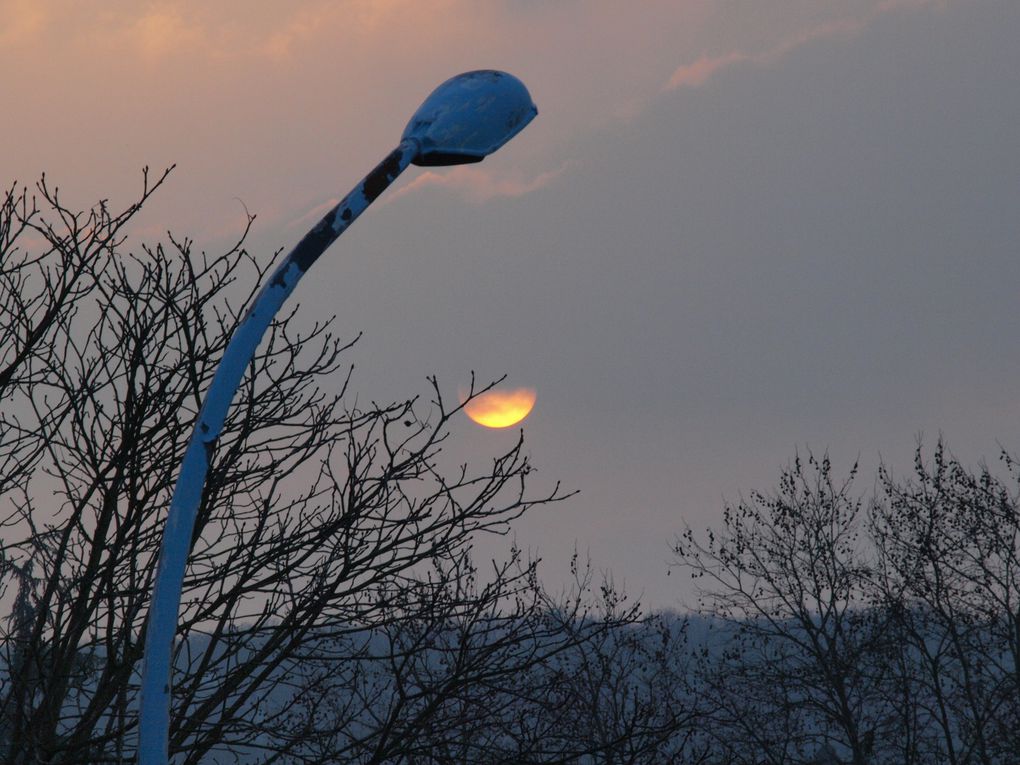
386,163,571,205
288,197,341,230
282,163,568,231
665,52,750,90
664,0,946,91
0,1,47,47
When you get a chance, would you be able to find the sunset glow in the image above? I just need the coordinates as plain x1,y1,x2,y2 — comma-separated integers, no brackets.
6,0,1011,617
463,387,537,428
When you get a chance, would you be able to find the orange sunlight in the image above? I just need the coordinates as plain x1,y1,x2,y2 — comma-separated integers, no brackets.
463,387,537,428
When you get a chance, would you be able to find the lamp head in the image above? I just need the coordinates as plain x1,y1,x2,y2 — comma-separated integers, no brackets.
402,70,537,167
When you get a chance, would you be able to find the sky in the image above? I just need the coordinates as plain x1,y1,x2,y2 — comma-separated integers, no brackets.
4,0,1019,611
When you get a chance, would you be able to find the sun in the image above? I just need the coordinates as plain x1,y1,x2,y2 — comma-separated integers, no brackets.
462,387,537,428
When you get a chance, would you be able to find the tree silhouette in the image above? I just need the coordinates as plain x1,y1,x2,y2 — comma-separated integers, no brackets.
0,171,630,764
676,445,1020,765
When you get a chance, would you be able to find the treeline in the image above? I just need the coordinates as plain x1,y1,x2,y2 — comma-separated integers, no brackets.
260,445,1020,765
672,446,1020,765
2,175,1017,764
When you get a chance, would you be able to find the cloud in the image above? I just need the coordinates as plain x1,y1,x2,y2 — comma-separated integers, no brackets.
285,160,567,228
664,21,863,91
664,0,946,91
263,0,460,60
0,0,47,47
73,5,228,63
63,0,472,64
129,8,207,59
665,52,750,90
282,162,569,233
386,162,571,205
288,197,341,230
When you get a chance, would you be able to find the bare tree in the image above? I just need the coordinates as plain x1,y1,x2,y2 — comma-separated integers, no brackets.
869,440,1020,765
283,553,653,765
673,445,1020,765
407,557,710,765
0,171,619,764
545,609,706,764
673,453,886,765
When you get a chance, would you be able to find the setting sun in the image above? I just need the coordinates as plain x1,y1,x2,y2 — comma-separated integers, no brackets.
462,387,537,428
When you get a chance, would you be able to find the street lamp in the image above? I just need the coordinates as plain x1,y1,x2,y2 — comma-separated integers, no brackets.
138,70,537,765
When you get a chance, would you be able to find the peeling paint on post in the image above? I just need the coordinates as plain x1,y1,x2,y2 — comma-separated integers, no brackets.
362,149,405,204
137,141,416,765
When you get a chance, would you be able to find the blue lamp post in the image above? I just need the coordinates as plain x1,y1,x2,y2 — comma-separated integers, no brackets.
137,70,537,765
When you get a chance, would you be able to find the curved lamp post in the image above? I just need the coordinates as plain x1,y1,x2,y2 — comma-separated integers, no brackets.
138,70,537,765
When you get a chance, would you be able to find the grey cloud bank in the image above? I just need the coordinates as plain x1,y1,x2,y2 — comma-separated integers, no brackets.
5,0,1018,609
308,0,1020,607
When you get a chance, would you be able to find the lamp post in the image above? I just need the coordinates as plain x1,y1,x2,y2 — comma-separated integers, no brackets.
137,70,537,765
